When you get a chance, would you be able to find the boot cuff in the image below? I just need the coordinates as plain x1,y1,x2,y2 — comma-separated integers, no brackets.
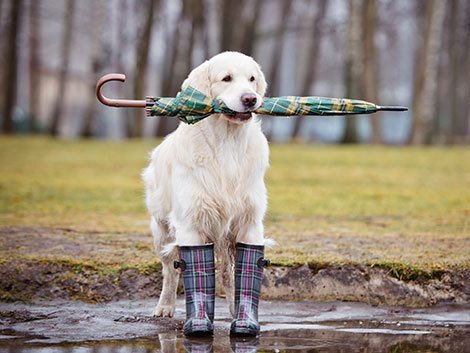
236,242,265,251
179,243,214,251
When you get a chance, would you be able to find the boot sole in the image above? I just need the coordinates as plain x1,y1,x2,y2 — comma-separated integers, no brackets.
184,329,214,337
230,328,259,336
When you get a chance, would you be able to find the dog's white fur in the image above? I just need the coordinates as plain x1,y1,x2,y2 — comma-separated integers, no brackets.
142,52,270,318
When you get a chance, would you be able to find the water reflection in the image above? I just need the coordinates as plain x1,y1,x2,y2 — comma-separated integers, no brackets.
164,334,259,353
136,333,260,353
158,333,178,353
230,336,259,353
0,328,467,353
183,336,214,353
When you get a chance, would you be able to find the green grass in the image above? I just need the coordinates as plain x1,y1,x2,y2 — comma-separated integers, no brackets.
0,136,469,273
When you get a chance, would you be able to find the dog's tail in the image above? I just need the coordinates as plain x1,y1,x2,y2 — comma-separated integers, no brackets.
161,242,179,259
263,237,277,249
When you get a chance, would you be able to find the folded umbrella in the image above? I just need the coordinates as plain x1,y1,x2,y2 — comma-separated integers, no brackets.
96,73,407,125
145,85,407,125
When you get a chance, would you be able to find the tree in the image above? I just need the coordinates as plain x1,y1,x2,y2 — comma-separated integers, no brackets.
158,0,204,137
448,0,470,143
132,0,158,138
219,0,262,55
267,0,294,96
263,0,293,141
29,0,41,132
409,0,446,145
2,0,23,134
291,0,328,140
341,0,363,144
460,2,470,141
161,8,182,98
220,0,242,52
238,0,263,56
50,0,75,136
81,1,106,138
362,0,381,143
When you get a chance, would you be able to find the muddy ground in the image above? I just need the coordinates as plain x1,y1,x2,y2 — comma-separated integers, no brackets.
1,257,469,307
0,299,469,352
1,227,469,307
1,226,469,352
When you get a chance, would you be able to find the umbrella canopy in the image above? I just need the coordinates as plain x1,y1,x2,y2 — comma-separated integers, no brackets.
146,86,406,125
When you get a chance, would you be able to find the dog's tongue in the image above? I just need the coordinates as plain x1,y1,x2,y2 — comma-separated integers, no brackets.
233,112,252,121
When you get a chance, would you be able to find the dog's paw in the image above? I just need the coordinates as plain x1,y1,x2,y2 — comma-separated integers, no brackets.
153,304,175,318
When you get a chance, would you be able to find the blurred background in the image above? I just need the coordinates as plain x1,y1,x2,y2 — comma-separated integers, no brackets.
0,0,469,144
0,1,469,307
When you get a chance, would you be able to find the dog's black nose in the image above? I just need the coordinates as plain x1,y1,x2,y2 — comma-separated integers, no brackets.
241,93,257,108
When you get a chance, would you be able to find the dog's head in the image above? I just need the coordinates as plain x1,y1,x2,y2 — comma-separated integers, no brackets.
182,51,267,124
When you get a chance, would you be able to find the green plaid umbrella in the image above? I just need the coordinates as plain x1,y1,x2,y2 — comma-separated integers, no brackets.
146,86,407,125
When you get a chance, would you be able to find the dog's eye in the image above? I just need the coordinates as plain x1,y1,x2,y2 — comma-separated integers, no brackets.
222,75,232,82
250,76,255,82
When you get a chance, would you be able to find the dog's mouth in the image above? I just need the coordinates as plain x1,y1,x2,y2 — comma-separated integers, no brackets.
226,112,253,122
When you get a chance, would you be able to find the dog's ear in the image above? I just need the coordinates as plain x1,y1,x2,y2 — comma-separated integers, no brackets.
255,64,267,98
181,60,211,97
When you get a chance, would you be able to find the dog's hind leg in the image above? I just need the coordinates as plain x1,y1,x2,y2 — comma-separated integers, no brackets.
151,218,179,318
155,258,179,317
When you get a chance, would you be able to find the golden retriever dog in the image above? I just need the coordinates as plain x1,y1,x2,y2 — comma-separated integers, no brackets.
142,51,271,319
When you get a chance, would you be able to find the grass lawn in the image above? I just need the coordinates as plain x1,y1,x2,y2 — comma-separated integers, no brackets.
0,136,468,277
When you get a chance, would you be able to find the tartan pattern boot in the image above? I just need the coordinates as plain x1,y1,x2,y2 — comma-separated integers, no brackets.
175,244,215,336
230,242,270,336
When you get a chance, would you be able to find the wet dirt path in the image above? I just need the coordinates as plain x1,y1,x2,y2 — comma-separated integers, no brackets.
0,299,469,352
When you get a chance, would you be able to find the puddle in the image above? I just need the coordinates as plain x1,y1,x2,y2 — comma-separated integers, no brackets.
0,299,468,352
0,328,468,353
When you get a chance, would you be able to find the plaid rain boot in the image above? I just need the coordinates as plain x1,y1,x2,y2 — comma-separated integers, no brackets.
174,244,215,336
230,243,270,336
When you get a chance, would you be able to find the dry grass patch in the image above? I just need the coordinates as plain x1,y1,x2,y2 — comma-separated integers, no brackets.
0,137,468,274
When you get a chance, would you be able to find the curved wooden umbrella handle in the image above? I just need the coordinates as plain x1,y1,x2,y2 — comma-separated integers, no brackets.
96,73,146,108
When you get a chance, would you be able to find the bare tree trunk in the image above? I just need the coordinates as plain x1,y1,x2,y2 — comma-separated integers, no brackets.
267,0,293,96
263,0,293,141
157,4,184,137
450,0,469,143
185,0,203,70
462,4,470,139
161,2,185,97
291,0,328,140
239,0,263,56
362,0,381,143
169,0,204,136
0,0,4,117
341,0,363,144
442,0,457,144
81,2,105,138
50,0,75,136
29,0,40,132
2,0,22,134
132,0,157,138
465,44,470,139
111,0,131,138
220,0,241,51
410,0,446,145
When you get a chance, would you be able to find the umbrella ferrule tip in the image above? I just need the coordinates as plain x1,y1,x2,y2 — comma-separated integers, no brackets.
378,106,408,112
